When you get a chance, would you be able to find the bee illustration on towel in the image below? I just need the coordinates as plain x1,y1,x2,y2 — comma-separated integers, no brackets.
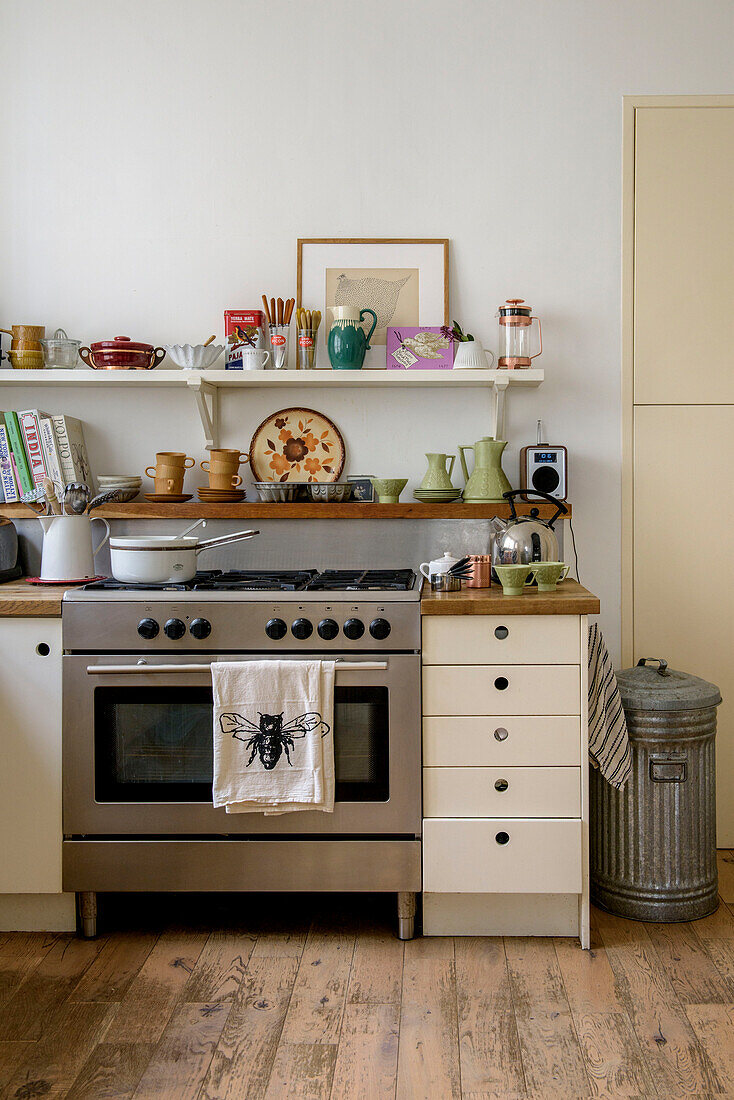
219,711,330,770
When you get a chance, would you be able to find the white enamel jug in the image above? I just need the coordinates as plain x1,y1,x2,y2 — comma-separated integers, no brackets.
38,515,110,581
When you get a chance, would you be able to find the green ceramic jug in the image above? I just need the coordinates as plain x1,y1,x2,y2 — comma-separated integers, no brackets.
327,306,378,370
459,437,512,503
420,453,455,490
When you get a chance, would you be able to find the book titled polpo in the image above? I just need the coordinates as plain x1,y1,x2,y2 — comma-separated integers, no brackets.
386,327,454,370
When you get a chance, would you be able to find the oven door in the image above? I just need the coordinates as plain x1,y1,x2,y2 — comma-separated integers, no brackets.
63,653,420,836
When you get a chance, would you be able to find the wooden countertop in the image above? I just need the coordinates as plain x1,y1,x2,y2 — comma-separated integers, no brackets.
420,579,600,615
0,579,80,617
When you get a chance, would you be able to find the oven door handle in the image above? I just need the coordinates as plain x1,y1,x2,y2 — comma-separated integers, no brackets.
85,660,389,675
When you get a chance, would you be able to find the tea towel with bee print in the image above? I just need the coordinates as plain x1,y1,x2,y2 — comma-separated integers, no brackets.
212,660,335,814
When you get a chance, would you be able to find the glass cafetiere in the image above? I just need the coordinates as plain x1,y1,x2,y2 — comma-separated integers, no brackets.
496,298,542,369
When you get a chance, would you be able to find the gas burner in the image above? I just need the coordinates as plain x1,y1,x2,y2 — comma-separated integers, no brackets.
306,569,417,591
192,570,317,592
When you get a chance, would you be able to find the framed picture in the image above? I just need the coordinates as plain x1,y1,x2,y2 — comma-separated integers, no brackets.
386,326,455,370
297,238,449,369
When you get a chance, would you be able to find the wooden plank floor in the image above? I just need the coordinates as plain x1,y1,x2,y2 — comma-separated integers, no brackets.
0,851,732,1099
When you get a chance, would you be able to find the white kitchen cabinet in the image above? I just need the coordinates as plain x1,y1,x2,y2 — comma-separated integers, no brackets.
0,619,64,894
421,608,590,946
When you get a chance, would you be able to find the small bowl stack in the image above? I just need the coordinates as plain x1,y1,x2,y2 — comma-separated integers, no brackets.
97,475,142,502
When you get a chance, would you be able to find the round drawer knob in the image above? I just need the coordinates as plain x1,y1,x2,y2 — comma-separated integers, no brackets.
494,727,509,741
494,625,509,639
494,676,509,691
494,778,509,792
495,831,510,845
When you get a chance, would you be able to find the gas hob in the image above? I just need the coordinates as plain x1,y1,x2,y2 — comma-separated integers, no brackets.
62,567,420,652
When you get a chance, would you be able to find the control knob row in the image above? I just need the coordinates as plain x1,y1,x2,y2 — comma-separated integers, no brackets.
265,617,391,640
137,617,212,640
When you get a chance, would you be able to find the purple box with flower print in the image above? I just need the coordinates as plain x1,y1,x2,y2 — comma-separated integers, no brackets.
386,327,455,370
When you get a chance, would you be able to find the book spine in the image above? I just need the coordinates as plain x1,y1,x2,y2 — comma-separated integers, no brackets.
53,415,92,489
0,426,16,502
50,416,76,485
39,418,63,487
18,411,48,486
4,413,33,495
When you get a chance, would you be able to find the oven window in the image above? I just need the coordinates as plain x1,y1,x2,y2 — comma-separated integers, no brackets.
94,685,390,803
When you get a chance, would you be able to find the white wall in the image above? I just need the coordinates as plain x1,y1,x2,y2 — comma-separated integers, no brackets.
3,0,734,659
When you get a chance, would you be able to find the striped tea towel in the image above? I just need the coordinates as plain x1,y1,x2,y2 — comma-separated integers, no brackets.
588,623,631,789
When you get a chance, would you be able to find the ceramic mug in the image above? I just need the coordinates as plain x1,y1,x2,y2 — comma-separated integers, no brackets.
146,465,185,493
0,324,45,350
240,348,270,371
153,476,181,495
529,561,570,591
155,452,194,468
494,563,533,596
201,450,247,469
207,471,243,490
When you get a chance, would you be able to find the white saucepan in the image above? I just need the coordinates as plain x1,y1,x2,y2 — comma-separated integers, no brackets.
108,529,259,584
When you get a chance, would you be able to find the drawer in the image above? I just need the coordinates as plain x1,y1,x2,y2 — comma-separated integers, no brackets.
423,715,581,767
422,615,580,665
422,665,580,716
423,766,580,818
423,818,583,893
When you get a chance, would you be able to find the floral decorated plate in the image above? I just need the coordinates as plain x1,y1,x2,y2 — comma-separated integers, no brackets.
249,407,345,483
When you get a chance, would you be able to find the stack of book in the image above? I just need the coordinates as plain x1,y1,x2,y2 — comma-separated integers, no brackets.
0,410,93,503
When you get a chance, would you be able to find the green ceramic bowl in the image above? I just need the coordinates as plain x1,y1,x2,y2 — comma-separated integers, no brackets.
370,478,408,504
494,563,533,596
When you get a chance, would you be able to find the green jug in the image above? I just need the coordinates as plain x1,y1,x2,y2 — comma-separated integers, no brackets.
459,437,512,503
327,306,378,370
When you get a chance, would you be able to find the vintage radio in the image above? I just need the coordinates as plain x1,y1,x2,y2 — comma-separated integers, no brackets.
520,420,567,501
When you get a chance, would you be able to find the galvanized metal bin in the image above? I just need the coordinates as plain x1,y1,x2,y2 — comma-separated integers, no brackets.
591,657,721,922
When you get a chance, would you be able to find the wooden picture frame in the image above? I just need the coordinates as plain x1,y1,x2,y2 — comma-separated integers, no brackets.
297,238,449,369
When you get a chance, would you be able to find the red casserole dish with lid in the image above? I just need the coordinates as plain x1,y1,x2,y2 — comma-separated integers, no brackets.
79,336,166,370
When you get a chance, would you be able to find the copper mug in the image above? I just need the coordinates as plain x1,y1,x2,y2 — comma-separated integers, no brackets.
465,554,492,588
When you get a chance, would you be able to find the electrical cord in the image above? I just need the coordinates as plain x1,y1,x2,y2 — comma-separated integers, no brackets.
567,513,581,584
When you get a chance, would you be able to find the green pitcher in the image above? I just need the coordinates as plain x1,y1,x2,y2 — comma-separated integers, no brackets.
420,453,455,490
327,306,377,370
459,437,512,503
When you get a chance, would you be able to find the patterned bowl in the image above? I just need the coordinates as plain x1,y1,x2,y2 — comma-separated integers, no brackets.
254,482,300,502
163,343,224,370
307,483,354,503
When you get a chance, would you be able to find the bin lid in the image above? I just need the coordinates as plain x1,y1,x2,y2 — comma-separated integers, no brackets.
616,658,721,712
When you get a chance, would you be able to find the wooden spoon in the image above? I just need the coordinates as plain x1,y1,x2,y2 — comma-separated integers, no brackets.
277,297,284,325
262,295,272,324
203,335,216,347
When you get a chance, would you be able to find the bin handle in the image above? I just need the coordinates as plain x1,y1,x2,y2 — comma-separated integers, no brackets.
637,657,668,676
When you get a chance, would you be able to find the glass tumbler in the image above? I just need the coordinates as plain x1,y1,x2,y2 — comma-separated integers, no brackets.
269,324,289,369
297,329,315,370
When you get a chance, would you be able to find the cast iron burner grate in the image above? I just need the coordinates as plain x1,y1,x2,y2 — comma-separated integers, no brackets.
192,570,317,591
81,570,225,592
305,569,417,591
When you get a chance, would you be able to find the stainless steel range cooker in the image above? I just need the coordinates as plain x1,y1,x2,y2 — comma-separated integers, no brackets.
62,569,421,938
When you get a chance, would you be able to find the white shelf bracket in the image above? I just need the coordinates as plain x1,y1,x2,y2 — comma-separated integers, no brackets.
491,378,510,439
187,378,219,450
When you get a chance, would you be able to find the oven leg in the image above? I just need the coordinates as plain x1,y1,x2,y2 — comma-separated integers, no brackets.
397,891,416,940
78,891,98,939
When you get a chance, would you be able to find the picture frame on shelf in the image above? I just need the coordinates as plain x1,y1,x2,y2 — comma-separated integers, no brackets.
386,326,455,370
297,238,449,370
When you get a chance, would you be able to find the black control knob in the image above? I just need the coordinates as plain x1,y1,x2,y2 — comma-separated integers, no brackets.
163,618,186,640
189,617,212,640
265,618,287,640
318,618,339,640
137,617,159,640
291,618,313,640
369,618,391,640
343,617,365,640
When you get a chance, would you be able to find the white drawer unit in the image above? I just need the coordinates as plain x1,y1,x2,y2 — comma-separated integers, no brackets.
423,766,581,818
420,610,591,947
423,818,583,894
423,715,582,767
422,663,580,716
423,614,581,665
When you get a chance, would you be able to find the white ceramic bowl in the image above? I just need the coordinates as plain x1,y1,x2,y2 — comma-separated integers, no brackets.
163,343,224,370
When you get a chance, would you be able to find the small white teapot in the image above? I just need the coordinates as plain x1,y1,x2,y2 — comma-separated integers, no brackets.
419,550,460,580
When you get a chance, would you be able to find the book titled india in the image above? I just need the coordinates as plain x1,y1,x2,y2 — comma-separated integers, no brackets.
18,409,50,487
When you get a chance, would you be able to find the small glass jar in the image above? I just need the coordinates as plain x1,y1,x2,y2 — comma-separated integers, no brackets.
297,329,315,369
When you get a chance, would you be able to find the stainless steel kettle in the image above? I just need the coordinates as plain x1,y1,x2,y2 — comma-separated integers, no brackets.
490,490,568,569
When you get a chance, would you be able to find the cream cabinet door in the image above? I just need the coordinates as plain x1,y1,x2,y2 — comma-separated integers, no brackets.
634,405,734,841
634,106,734,404
423,664,580,717
0,619,63,892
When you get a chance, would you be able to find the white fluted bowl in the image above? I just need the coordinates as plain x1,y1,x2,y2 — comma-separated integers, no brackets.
163,343,224,370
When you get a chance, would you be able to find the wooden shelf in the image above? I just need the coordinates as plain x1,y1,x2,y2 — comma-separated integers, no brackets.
0,368,543,388
0,501,570,521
